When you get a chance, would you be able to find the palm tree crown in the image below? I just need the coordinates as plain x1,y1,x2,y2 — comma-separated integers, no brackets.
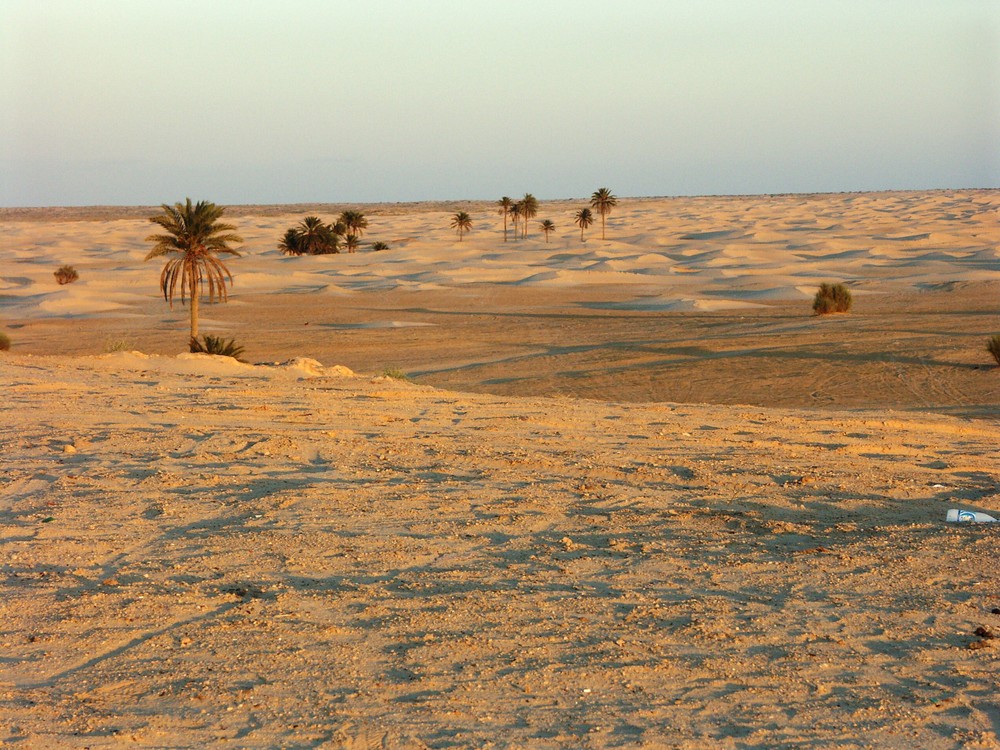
590,187,618,240
145,198,243,340
574,207,594,241
451,211,473,241
339,210,369,238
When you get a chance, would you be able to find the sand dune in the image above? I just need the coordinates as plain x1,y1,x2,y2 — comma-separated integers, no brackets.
1,190,999,746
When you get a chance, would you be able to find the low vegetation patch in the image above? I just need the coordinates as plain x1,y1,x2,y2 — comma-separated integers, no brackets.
0,332,10,351
987,335,1000,367
190,335,245,361
381,367,409,381
54,265,79,285
813,282,852,315
104,337,136,353
371,241,390,252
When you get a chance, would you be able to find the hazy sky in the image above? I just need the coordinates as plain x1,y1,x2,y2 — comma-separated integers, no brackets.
2,0,998,205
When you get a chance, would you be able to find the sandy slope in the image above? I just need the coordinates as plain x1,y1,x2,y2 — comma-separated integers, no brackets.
1,353,998,748
1,191,999,747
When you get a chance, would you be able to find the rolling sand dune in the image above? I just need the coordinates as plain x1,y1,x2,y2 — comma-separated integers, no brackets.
1,191,999,747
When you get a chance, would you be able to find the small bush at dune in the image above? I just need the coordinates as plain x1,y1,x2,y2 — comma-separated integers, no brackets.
190,335,245,361
54,265,79,285
371,241,390,252
987,335,1000,367
104,337,136,353
0,332,10,351
381,367,409,380
812,282,852,315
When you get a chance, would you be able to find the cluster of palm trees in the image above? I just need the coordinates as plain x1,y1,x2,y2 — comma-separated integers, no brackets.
489,188,617,244
146,191,619,345
278,211,369,255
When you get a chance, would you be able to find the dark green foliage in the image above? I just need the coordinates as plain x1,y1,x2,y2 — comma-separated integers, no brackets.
190,335,245,361
0,332,10,351
987,335,1000,367
54,265,79,285
371,241,390,251
812,283,853,315
279,217,340,255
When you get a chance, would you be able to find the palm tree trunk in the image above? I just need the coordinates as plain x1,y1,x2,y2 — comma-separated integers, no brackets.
189,277,199,340
503,213,508,242
601,213,606,240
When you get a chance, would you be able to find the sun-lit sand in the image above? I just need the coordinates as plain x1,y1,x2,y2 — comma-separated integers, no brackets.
2,191,999,747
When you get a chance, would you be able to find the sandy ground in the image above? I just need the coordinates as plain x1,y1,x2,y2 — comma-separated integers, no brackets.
1,191,999,747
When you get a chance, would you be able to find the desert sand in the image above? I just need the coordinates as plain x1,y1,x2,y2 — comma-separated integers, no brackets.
1,191,999,748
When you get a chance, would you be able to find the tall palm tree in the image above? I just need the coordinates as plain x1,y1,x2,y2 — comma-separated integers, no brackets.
344,234,360,253
497,197,514,242
145,198,243,341
509,202,522,241
590,187,618,240
451,211,472,241
339,210,368,238
540,219,556,243
574,207,594,241
521,193,539,239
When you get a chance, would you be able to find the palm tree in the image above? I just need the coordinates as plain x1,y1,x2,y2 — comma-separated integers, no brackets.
297,216,340,255
339,210,368,238
590,187,618,240
344,234,360,253
451,211,472,241
540,219,556,243
574,207,594,241
509,202,522,241
145,198,243,341
521,193,539,239
278,227,303,256
497,196,514,242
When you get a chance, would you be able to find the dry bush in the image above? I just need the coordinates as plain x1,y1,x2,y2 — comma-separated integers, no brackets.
813,282,852,315
987,335,1000,367
0,332,10,351
54,265,79,285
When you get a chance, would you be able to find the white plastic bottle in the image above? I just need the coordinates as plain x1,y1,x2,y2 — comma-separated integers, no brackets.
946,509,999,523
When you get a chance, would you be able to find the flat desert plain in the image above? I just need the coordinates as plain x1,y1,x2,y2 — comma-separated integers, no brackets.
1,191,999,748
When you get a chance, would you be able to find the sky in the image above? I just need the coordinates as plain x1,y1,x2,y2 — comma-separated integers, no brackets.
2,0,998,206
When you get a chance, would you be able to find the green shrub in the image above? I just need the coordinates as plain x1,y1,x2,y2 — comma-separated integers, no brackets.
54,265,79,285
371,241,390,252
813,282,852,315
987,335,1000,367
190,335,245,361
0,332,10,351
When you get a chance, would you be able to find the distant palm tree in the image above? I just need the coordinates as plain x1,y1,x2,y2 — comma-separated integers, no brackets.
540,219,556,243
145,198,243,341
509,202,522,241
451,211,472,241
521,193,539,239
498,196,514,243
298,216,340,255
590,187,618,240
339,210,369,238
344,234,360,253
278,227,303,256
574,207,594,241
